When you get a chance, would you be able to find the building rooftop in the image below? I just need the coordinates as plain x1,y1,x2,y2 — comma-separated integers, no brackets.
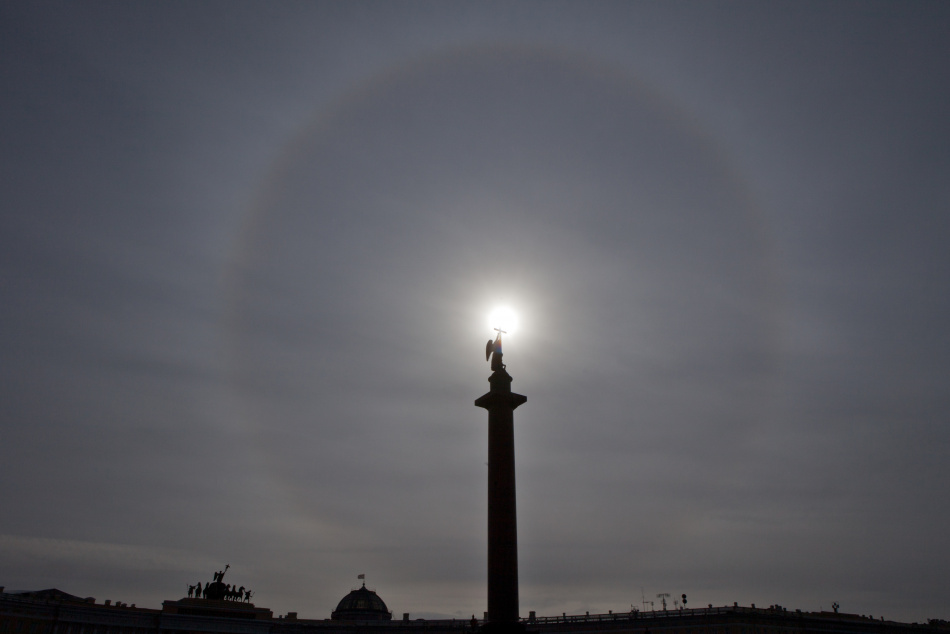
331,584,392,621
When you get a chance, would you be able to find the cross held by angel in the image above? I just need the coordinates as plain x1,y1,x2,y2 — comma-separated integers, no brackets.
485,329,505,371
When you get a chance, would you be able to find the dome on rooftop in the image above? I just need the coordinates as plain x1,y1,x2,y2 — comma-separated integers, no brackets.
331,584,391,621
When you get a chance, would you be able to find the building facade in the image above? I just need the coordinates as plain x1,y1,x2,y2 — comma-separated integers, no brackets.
3,588,947,634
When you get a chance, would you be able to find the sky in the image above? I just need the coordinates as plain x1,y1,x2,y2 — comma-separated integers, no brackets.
2,0,949,624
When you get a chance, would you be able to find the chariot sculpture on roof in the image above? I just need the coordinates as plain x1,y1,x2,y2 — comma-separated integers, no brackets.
185,565,253,603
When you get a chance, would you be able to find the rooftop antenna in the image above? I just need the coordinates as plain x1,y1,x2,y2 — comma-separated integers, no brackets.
657,593,670,611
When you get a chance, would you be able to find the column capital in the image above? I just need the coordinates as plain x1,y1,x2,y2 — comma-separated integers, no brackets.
475,389,526,411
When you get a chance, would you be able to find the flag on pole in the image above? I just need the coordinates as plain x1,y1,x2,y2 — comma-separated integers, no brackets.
358,574,365,580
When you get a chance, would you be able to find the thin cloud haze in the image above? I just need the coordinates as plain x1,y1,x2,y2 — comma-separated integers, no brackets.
1,1,948,624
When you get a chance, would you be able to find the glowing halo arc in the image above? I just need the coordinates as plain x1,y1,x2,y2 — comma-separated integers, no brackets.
219,41,784,524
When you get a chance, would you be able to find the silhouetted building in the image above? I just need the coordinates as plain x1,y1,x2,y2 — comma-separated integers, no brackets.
330,584,391,621
3,587,948,634
162,597,273,621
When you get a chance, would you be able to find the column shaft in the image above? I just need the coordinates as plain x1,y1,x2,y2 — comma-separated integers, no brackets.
487,404,518,623
475,369,526,627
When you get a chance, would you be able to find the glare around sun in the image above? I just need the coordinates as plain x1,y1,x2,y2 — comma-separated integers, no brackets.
487,306,519,336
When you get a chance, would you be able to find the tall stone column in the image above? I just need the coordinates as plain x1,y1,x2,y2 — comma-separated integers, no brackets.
475,360,526,628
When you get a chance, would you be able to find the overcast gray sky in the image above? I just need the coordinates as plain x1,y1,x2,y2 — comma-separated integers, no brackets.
2,0,949,624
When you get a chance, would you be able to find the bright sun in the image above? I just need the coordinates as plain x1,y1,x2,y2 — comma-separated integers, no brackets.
487,306,519,336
